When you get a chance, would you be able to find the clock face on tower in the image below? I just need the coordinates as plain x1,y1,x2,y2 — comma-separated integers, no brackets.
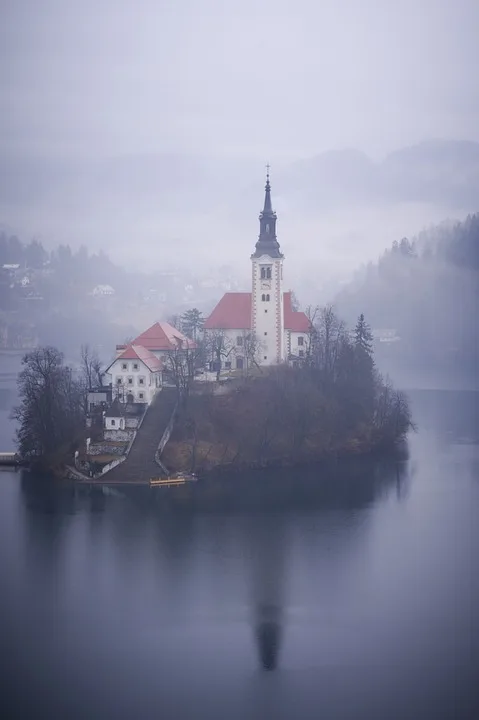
261,280,271,290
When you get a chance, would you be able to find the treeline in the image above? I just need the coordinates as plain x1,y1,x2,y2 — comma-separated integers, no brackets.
336,214,479,380
166,307,413,473
0,231,120,282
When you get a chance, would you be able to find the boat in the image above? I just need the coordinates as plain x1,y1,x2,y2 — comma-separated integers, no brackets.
149,472,197,488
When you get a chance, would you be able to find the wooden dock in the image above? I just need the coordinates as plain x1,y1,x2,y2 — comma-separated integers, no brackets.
0,452,21,467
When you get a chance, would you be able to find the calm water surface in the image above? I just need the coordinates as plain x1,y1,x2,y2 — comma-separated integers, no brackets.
0,389,478,719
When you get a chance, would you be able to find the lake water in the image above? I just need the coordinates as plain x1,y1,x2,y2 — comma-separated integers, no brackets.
0,387,478,719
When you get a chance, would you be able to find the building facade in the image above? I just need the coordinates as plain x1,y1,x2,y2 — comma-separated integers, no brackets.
103,344,162,404
204,172,310,369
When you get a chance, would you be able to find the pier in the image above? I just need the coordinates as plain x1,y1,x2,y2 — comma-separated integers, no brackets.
0,452,21,466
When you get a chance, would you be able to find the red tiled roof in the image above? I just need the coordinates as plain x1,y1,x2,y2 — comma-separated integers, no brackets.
204,292,252,330
283,292,311,332
204,291,311,334
106,344,162,373
132,322,195,351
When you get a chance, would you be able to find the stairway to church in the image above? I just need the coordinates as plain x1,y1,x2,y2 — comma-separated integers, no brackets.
103,388,177,483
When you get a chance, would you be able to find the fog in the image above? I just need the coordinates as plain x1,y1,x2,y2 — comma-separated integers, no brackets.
1,0,479,284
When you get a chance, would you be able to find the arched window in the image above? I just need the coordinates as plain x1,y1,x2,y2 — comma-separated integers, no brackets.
261,267,266,279
266,267,272,279
261,294,265,301
266,294,270,301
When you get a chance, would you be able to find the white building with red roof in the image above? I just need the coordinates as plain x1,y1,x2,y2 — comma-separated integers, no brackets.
103,344,163,404
204,172,310,369
115,321,194,361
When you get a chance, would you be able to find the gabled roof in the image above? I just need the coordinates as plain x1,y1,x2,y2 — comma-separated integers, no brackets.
283,292,311,332
132,322,195,351
204,292,252,330
203,291,311,333
105,344,162,373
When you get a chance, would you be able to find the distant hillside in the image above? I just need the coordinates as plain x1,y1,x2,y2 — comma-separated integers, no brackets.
335,214,479,387
1,140,478,275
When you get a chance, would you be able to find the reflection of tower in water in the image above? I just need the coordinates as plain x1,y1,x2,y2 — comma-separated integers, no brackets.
246,515,288,671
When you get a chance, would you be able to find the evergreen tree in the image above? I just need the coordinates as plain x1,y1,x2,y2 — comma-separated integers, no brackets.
181,308,204,341
354,313,374,357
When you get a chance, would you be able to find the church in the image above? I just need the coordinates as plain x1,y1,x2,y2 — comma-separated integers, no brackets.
204,171,310,369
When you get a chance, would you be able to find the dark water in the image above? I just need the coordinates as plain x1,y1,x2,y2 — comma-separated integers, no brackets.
0,390,478,719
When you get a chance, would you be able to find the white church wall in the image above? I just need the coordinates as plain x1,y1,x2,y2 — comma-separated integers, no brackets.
287,331,308,361
251,254,284,365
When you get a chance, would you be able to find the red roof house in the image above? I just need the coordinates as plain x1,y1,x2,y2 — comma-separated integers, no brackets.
117,322,195,356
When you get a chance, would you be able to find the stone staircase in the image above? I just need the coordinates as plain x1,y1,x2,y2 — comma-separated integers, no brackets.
101,389,177,483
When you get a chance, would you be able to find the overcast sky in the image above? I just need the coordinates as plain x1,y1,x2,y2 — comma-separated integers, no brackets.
1,0,479,161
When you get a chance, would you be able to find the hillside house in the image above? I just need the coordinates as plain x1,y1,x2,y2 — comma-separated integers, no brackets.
103,344,162,404
116,321,196,364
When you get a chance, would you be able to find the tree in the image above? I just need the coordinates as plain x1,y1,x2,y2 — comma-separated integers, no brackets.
205,330,235,381
163,340,202,405
80,344,103,390
24,239,47,269
181,308,204,342
242,331,263,376
311,304,346,381
11,347,85,463
167,313,183,331
354,313,374,357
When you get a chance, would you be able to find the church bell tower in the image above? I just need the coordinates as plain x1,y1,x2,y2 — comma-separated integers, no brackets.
251,168,285,365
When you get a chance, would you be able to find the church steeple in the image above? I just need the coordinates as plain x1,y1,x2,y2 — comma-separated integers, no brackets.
252,167,283,259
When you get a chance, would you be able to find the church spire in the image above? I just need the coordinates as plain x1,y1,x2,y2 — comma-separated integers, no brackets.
252,166,283,259
263,164,273,214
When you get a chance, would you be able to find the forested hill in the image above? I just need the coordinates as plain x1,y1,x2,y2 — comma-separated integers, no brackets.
335,214,479,386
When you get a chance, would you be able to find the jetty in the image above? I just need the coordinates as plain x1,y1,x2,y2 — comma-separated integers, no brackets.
0,452,21,467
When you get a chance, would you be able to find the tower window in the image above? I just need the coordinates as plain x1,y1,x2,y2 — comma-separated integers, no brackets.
260,266,272,279
264,332,267,336
266,267,271,279
298,336,304,346
266,294,270,301
264,356,267,360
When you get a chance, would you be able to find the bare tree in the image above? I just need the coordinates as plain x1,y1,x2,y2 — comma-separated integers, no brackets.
242,331,264,376
312,304,346,381
163,340,201,404
205,330,235,381
80,344,103,390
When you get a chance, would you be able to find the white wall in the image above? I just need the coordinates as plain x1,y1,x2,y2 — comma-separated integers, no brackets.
104,358,160,403
285,331,307,361
251,254,284,365
105,416,125,430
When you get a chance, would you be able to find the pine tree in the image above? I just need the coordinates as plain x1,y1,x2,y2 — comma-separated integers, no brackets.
354,313,374,358
181,308,204,342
